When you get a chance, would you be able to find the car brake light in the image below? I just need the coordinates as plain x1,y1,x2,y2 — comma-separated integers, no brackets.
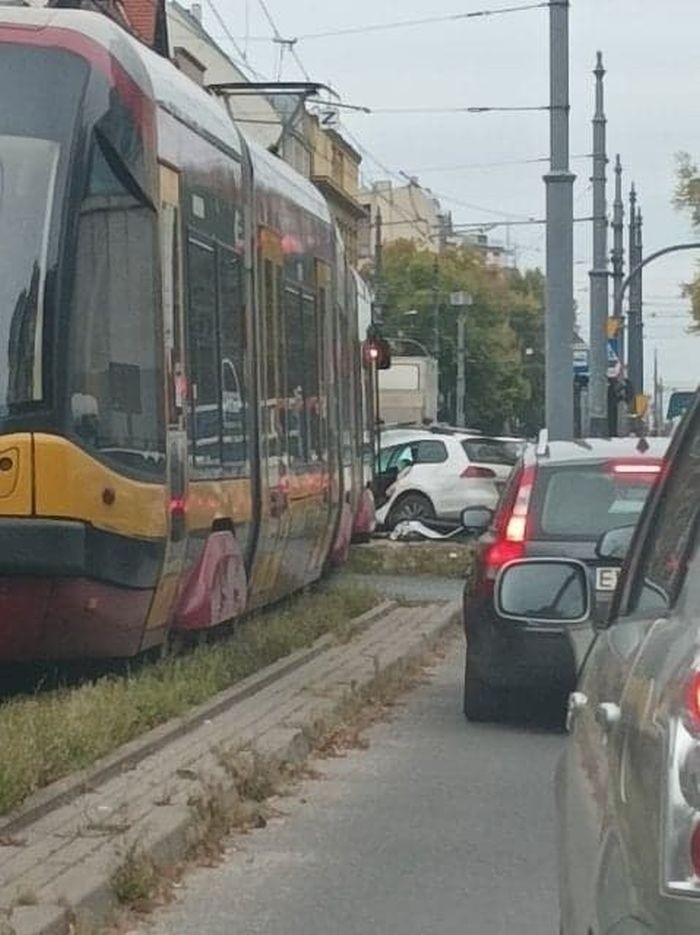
461,465,496,479
684,672,700,736
607,459,663,476
484,539,524,570
662,667,700,894
479,466,534,591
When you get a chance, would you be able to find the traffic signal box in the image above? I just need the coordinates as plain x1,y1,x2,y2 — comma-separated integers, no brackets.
363,336,391,370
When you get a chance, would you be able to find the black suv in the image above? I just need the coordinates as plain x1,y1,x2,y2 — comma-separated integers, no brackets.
461,433,669,721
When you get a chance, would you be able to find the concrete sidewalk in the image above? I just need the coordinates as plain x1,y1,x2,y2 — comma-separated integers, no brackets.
0,599,459,935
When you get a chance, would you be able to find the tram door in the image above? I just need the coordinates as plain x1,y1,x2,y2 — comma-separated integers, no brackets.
247,230,290,605
142,165,189,647
309,260,338,572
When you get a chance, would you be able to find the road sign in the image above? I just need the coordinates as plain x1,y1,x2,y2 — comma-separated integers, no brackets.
573,344,589,378
572,340,622,380
606,340,622,379
449,291,473,307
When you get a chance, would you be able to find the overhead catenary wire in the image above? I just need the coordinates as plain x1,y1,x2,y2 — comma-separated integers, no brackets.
291,2,549,41
255,0,312,81
403,154,592,173
202,0,267,80
368,105,549,115
343,124,553,242
341,127,437,248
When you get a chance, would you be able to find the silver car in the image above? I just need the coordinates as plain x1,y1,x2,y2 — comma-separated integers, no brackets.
494,392,700,934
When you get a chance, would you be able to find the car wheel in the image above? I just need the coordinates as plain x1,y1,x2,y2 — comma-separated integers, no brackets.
386,492,435,529
463,657,504,722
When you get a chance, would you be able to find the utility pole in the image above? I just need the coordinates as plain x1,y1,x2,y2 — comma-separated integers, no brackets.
588,51,609,437
456,312,466,427
611,155,625,359
609,155,625,436
627,195,644,399
432,254,440,359
373,207,384,327
652,348,659,432
450,291,472,427
544,0,576,440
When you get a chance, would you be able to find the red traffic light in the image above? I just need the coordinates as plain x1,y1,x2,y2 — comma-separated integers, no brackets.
363,338,391,370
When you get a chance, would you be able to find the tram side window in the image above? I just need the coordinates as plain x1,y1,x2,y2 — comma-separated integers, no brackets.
67,137,165,477
263,258,281,458
302,294,321,461
219,249,247,471
338,308,354,465
186,238,220,472
317,286,329,461
284,286,305,464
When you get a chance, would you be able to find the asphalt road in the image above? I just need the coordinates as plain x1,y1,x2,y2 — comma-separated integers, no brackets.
141,637,565,935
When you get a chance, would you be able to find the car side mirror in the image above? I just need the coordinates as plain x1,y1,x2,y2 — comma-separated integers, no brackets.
461,505,494,535
595,525,635,562
494,558,591,625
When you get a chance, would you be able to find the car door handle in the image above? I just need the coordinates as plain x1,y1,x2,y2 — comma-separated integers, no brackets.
566,691,588,731
595,702,621,733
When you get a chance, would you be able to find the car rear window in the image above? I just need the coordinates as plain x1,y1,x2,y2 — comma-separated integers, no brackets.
534,462,660,540
462,439,519,466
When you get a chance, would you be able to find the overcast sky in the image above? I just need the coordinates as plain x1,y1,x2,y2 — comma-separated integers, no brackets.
208,0,700,392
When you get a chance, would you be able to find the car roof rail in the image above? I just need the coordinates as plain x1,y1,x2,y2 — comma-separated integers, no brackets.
536,428,549,457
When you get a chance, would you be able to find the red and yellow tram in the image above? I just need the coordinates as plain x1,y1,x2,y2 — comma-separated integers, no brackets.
0,7,375,660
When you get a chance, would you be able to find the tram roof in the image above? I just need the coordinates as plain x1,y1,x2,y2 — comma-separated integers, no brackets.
0,6,331,223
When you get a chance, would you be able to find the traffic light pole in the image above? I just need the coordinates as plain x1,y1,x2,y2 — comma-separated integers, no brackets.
372,207,384,470
374,360,381,469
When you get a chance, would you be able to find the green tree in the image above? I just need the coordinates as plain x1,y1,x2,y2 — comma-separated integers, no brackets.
673,152,700,332
365,241,545,434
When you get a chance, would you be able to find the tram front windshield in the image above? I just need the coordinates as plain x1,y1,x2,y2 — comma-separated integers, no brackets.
0,136,59,414
0,43,87,423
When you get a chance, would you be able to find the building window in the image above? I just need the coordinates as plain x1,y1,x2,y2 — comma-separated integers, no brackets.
331,144,344,189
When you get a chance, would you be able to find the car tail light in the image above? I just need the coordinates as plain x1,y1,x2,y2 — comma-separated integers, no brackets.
461,465,496,479
662,667,700,894
478,466,534,592
685,672,700,736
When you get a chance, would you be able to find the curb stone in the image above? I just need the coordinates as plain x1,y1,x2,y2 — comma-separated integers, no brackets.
0,599,459,935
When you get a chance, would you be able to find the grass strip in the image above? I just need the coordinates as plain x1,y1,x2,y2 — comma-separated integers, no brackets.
346,540,475,579
0,585,377,817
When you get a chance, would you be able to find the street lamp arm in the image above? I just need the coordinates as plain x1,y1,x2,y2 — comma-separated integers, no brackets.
620,242,700,304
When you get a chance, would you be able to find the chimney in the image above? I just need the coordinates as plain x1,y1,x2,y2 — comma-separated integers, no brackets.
120,0,169,55
191,2,202,21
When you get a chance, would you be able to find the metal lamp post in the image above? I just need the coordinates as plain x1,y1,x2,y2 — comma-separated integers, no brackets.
450,291,474,427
